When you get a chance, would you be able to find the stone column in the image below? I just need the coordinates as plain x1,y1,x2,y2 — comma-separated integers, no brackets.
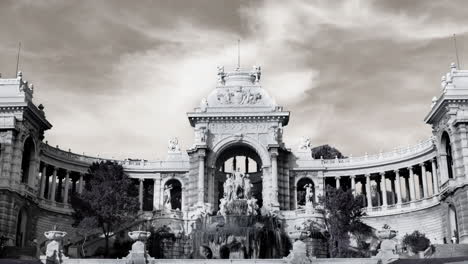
78,173,84,194
245,157,249,174
270,150,279,207
431,159,439,194
63,170,70,204
394,170,402,205
153,173,161,210
139,178,144,211
49,168,57,202
232,156,237,171
40,165,47,199
408,166,416,201
420,163,428,198
335,176,340,189
365,174,372,208
380,172,387,207
350,175,356,195
198,152,206,205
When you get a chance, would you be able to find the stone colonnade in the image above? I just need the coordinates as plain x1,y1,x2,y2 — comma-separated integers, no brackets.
38,162,86,205
331,158,439,208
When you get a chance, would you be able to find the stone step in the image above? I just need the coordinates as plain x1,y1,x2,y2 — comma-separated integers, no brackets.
430,244,468,258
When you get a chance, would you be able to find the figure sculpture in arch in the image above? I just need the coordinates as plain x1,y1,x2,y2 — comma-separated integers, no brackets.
233,168,245,199
304,183,314,208
163,184,173,210
244,174,252,199
223,174,235,201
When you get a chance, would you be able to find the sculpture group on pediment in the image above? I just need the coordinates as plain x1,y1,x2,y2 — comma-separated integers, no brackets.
251,65,261,83
216,87,262,105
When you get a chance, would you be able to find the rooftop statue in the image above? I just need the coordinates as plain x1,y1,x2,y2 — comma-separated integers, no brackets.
168,137,180,152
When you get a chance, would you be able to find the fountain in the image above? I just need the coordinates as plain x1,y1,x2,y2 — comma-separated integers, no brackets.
191,170,291,259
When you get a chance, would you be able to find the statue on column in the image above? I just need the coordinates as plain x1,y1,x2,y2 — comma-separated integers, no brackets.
163,185,173,210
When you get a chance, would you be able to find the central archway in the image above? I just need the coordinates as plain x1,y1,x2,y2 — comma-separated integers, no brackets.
213,144,263,212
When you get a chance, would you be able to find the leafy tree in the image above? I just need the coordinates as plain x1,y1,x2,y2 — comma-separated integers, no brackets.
312,145,345,159
402,231,430,253
71,161,139,256
317,186,372,257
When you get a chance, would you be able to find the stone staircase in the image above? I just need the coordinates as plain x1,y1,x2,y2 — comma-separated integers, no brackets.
1,246,37,259
430,244,468,258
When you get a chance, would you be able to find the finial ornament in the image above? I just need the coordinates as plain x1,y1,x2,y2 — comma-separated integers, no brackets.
17,71,22,79
431,96,438,108
251,65,261,83
451,62,457,69
217,66,225,85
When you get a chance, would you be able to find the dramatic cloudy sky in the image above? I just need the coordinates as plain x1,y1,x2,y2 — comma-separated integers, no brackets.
0,0,467,160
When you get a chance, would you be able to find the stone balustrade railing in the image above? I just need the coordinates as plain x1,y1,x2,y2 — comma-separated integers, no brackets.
321,138,435,167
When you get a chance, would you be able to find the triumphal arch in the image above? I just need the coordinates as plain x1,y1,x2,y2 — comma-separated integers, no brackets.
2,63,468,259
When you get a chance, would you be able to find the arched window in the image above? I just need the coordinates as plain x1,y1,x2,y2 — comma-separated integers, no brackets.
449,205,459,243
15,208,28,247
163,179,182,210
21,137,35,184
297,178,314,207
441,132,454,179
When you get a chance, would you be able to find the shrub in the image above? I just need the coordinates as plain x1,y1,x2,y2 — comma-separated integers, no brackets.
402,231,430,253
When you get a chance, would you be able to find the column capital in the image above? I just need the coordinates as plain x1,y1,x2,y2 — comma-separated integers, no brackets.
53,167,58,173
407,166,413,171
393,169,400,174
65,169,70,176
350,175,356,179
379,172,386,176
139,178,144,182
365,173,371,178
335,176,341,180
419,162,425,167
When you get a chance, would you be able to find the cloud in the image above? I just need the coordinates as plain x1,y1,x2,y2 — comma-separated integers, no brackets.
1,0,467,159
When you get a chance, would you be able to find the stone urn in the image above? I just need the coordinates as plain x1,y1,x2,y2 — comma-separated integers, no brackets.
128,230,151,242
44,230,67,240
376,228,397,240
126,231,153,264
42,230,68,264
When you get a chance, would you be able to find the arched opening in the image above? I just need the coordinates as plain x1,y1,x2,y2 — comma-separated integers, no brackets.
296,178,314,208
441,132,454,179
214,144,263,212
15,208,28,247
163,179,182,210
21,137,35,184
448,204,459,244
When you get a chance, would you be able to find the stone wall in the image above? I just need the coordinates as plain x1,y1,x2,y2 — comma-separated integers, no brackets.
363,203,445,243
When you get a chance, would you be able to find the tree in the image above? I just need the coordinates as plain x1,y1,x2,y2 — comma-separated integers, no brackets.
312,145,345,159
317,186,372,257
71,161,140,256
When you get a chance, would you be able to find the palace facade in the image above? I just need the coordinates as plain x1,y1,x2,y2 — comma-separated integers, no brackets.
1,63,468,254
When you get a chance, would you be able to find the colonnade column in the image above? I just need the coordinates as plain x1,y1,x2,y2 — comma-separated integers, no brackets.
270,150,279,207
49,168,57,202
63,170,70,204
365,174,372,208
420,163,428,198
198,151,206,206
139,178,144,211
380,172,387,207
350,175,356,195
153,173,161,210
245,158,249,174
78,173,84,194
335,176,340,190
431,158,439,194
394,170,402,205
408,166,416,201
40,166,47,198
